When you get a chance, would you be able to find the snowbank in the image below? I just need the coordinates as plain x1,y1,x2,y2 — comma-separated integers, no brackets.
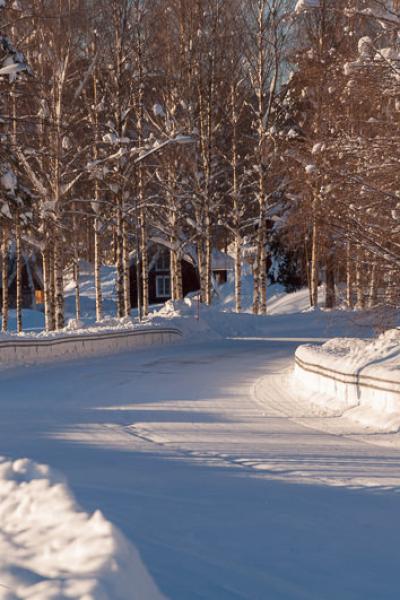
0,457,165,600
0,327,182,365
143,286,372,342
215,275,289,314
295,329,400,432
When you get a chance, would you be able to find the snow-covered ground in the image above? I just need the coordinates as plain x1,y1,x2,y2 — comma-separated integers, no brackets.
0,458,165,600
0,273,365,342
64,261,118,323
1,273,400,598
0,310,400,598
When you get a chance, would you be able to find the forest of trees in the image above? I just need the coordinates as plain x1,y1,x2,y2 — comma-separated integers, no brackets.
0,0,399,332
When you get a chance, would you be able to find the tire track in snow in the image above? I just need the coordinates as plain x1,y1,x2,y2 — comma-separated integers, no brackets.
252,370,400,451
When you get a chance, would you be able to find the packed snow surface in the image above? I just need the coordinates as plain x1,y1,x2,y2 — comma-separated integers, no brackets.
0,458,165,600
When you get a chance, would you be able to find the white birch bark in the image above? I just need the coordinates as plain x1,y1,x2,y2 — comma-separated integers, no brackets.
356,246,365,310
234,236,242,314
346,241,354,309
42,245,53,333
53,228,64,330
204,210,212,305
50,246,56,330
310,198,319,308
1,225,9,333
74,257,80,323
368,259,378,308
170,247,177,302
72,206,80,323
231,81,242,313
115,201,124,319
139,204,149,317
92,37,103,322
15,216,22,333
176,252,183,301
122,214,131,317
94,217,103,322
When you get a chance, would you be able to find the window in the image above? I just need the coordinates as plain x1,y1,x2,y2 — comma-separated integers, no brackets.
155,251,169,272
156,275,171,298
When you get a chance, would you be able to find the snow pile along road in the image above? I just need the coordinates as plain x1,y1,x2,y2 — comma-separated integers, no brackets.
295,328,400,432
0,458,166,600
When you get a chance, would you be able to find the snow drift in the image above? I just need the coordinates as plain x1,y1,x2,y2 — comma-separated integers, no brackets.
295,329,400,432
0,457,166,600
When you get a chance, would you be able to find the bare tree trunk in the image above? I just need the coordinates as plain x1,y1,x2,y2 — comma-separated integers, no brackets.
325,253,335,309
112,227,118,265
346,241,354,309
304,235,313,307
252,255,260,315
251,0,280,315
259,227,267,315
139,206,149,317
356,246,365,310
204,212,212,305
368,258,378,308
73,207,80,323
115,199,124,319
176,253,183,300
234,235,242,313
253,169,265,316
310,200,319,308
197,237,205,302
92,45,103,323
135,16,149,317
43,246,53,333
94,218,103,322
385,266,396,307
1,225,9,333
50,246,56,329
53,228,64,330
122,215,131,317
74,258,80,323
170,247,177,301
254,198,267,315
15,217,22,333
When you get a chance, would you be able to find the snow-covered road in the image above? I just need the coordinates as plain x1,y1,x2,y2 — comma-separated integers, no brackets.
1,336,400,599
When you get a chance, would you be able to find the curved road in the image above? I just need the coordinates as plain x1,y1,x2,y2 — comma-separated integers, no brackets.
0,337,400,599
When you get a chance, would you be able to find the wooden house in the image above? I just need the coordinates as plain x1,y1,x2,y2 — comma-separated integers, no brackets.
130,245,200,307
0,253,44,309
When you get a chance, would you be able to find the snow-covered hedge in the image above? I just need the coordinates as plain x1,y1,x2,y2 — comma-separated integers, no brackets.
0,457,165,599
294,329,400,431
0,327,182,365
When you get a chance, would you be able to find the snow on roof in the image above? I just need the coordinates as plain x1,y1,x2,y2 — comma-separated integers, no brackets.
211,248,234,271
130,241,234,271
295,0,320,13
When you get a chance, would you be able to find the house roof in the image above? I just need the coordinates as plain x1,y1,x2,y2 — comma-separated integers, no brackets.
129,242,234,272
211,249,234,271
182,245,234,271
